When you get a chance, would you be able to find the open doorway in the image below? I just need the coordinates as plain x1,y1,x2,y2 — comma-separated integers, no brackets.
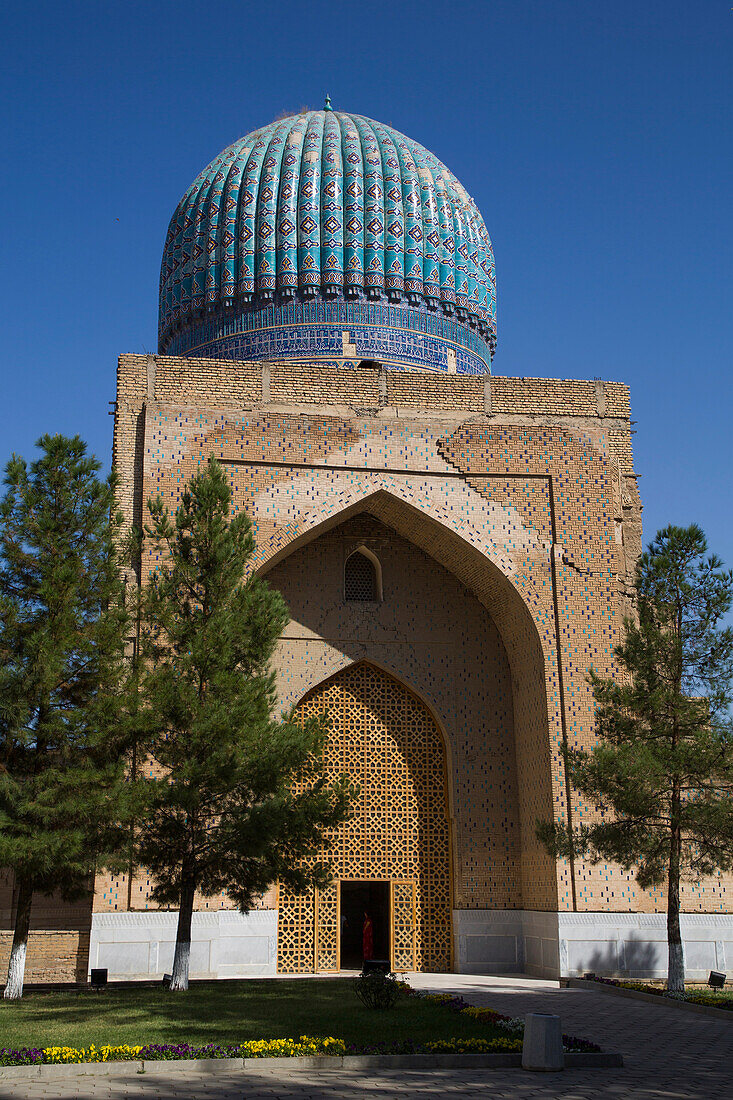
339,881,390,969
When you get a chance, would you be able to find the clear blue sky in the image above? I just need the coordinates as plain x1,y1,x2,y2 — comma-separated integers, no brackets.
2,1,731,568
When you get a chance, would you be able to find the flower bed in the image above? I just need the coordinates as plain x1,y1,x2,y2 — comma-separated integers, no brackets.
586,976,733,1010
344,1037,523,1055
0,1038,345,1067
0,982,601,1066
412,990,600,1053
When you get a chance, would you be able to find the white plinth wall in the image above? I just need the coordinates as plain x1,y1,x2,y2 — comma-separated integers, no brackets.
90,909,733,981
453,910,733,980
89,911,277,980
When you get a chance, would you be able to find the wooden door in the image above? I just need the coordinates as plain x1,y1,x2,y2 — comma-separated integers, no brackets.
390,879,416,971
314,882,339,971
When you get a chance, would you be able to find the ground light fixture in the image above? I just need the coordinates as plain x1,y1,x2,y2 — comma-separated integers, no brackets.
90,968,108,990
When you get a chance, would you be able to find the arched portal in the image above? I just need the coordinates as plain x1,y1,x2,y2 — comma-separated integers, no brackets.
277,661,451,973
259,494,558,918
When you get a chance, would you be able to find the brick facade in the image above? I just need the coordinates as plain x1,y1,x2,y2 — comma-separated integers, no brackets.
14,352,732,982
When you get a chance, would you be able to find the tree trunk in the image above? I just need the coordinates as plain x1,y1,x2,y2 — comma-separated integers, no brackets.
4,877,33,1000
170,877,195,992
667,823,685,995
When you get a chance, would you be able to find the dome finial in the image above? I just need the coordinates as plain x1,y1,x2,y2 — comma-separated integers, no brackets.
324,93,332,111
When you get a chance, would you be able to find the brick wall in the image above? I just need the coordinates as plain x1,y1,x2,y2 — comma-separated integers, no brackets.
0,872,92,985
104,354,731,921
0,932,90,985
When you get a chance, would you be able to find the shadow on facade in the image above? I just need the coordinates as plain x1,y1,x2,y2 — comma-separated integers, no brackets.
580,937,661,979
261,493,559,944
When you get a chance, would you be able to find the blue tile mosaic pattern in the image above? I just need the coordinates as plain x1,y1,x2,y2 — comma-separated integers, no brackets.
158,108,496,372
164,298,490,374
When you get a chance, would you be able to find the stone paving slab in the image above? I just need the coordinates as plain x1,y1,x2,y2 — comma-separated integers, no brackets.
0,973,728,1099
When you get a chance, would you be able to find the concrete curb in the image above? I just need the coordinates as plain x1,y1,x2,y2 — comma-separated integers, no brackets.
0,1051,622,1080
569,978,733,1020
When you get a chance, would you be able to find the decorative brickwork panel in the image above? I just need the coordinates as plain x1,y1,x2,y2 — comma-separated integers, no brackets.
277,887,315,974
391,880,416,971
315,883,339,972
277,662,451,973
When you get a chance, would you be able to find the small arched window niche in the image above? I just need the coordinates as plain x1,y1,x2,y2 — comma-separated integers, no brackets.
344,546,383,603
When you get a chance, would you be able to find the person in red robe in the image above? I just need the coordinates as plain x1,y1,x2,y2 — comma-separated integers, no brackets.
362,912,373,961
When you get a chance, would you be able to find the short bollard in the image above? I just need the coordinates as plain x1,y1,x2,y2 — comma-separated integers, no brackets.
522,1012,564,1072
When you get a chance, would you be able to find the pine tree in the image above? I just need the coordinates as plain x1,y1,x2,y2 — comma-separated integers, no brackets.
0,435,138,999
136,458,352,992
538,524,733,994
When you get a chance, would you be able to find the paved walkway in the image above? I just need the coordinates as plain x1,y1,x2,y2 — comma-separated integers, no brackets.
1,974,729,1099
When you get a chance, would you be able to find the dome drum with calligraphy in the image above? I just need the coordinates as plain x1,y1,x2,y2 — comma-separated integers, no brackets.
159,109,497,373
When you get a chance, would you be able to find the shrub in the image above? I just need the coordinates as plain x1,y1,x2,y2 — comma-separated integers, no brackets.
353,970,404,1009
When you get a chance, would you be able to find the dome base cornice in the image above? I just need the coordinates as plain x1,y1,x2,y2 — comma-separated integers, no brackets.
161,293,493,375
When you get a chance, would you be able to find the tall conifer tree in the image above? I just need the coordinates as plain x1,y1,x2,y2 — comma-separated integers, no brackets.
0,436,137,999
539,525,733,994
136,458,352,992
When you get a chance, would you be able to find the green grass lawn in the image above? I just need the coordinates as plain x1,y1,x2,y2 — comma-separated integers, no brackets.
0,979,502,1051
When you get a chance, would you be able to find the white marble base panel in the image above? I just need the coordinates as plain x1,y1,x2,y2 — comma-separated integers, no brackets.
453,910,733,981
91,907,733,982
89,910,277,981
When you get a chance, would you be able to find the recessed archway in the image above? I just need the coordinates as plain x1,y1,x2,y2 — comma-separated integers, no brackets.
277,661,452,973
257,489,559,915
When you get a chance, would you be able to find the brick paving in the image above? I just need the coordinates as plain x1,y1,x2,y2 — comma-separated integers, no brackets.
0,975,729,1099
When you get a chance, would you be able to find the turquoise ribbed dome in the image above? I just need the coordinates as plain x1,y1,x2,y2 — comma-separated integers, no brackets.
159,109,496,373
